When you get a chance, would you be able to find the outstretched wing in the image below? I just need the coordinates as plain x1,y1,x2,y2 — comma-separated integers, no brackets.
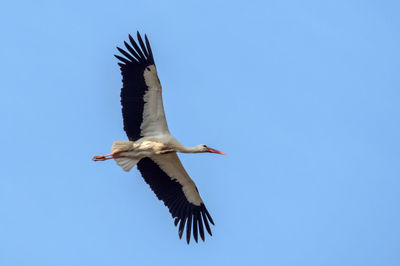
115,32,170,141
137,153,215,244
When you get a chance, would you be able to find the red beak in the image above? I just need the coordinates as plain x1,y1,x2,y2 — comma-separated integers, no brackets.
207,147,226,155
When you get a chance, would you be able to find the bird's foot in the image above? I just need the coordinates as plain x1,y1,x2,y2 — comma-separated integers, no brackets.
92,150,127,161
92,154,113,161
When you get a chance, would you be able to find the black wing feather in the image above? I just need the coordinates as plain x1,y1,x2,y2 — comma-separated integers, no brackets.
116,32,155,141
201,208,212,236
193,212,199,243
114,55,131,65
123,41,142,62
129,34,146,63
186,212,192,244
137,31,150,58
117,47,137,63
137,157,214,244
178,213,187,239
144,35,154,61
197,209,205,241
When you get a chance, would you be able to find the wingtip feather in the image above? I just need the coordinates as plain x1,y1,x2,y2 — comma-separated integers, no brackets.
186,214,192,244
193,214,199,243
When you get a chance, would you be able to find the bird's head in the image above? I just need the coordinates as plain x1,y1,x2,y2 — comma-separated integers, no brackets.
197,144,226,155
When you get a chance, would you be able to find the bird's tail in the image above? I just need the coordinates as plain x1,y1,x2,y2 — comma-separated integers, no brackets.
111,140,134,153
111,140,138,172
115,157,138,172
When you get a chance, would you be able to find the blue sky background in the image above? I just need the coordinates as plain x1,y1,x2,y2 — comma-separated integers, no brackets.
1,0,399,265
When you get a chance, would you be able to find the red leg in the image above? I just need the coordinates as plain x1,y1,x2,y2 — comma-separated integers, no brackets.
92,150,127,161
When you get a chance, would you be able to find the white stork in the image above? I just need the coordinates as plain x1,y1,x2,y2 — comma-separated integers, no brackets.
92,32,225,244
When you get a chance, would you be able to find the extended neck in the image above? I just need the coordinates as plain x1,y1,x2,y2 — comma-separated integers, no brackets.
177,145,203,154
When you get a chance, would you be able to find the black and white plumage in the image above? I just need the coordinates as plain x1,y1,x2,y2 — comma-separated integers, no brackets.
93,32,225,244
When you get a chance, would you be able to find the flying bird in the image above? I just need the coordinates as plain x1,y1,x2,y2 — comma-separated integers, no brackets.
93,32,225,244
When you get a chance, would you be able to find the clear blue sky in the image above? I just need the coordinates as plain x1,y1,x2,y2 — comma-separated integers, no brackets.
1,0,399,265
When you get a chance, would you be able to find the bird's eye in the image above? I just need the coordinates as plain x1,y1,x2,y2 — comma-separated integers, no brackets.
203,145,207,148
